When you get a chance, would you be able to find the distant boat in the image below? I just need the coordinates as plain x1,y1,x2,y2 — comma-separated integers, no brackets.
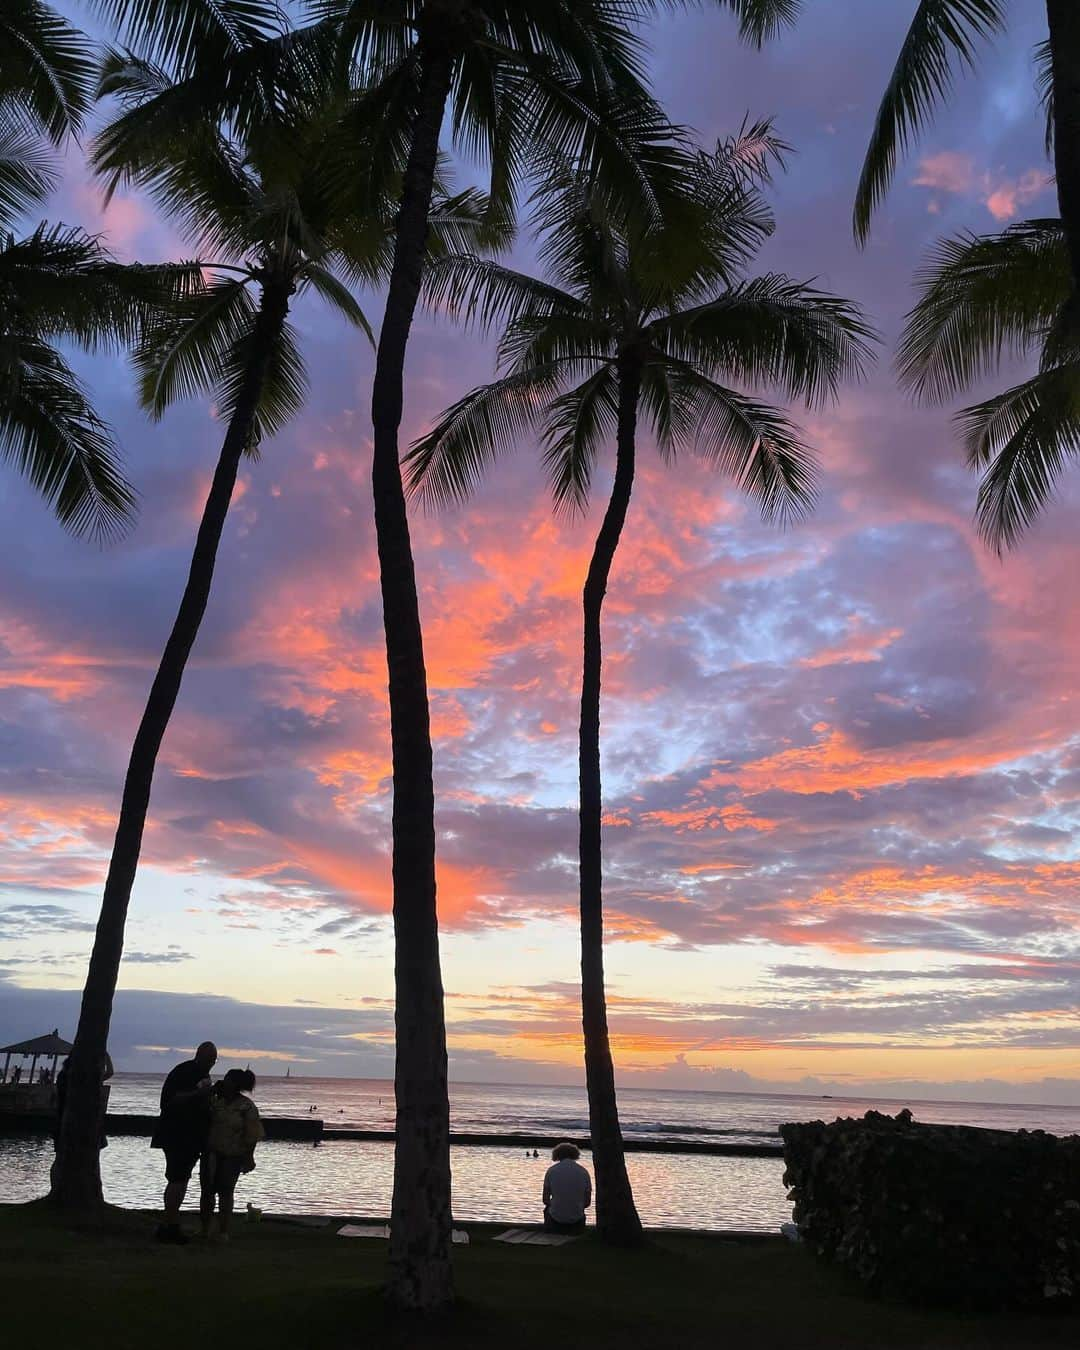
285,1066,291,1079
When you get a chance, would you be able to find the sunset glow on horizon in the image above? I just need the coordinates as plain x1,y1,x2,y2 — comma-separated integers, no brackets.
1,0,1078,1104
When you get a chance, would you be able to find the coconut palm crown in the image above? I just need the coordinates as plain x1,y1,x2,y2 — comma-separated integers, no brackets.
315,1,802,215
898,216,1078,551
91,52,378,440
89,49,505,443
408,126,873,518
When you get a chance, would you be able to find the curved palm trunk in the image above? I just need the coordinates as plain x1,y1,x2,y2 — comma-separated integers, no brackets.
579,352,644,1246
49,279,292,1211
372,27,455,1312
1047,0,1080,320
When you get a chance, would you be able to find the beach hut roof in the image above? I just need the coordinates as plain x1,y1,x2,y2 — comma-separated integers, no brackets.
0,1029,73,1056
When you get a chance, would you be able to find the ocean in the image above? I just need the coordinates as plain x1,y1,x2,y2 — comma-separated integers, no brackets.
2,1076,1077,1232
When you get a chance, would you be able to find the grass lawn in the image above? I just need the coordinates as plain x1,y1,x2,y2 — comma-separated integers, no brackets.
2,1203,1077,1350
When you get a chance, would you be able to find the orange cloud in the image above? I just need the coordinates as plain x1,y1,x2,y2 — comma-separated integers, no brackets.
732,723,1053,797
799,617,903,668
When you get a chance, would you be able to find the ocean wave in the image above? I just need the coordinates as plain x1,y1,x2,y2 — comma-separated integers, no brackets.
470,1118,780,1141
623,1123,780,1139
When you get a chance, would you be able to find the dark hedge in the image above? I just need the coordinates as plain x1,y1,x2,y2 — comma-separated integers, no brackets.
780,1109,1080,1309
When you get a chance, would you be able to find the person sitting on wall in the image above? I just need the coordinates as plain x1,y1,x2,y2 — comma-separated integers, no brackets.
542,1141,592,1234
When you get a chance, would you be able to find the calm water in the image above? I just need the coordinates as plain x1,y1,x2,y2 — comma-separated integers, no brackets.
2,1077,1077,1232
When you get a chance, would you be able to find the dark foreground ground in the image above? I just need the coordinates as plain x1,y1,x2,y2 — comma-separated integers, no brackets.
2,1203,1077,1350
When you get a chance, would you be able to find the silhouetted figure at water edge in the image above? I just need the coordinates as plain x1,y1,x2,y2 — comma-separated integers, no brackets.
543,1142,592,1234
151,1041,217,1244
200,1069,264,1242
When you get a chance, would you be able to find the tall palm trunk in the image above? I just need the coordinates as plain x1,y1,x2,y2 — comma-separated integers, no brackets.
371,21,455,1312
50,279,292,1211
1047,0,1080,322
579,350,644,1246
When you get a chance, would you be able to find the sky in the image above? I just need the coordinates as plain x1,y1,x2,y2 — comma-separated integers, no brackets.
1,2,1078,1105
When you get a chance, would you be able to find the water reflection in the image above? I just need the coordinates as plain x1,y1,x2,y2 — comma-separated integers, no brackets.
0,1135,791,1232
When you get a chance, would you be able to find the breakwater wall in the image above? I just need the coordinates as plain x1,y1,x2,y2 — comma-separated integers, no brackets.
0,1112,782,1157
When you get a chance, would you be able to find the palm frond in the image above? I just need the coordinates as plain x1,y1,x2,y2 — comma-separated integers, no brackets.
633,125,781,305
133,273,255,417
404,362,570,509
723,0,802,47
0,120,57,225
504,65,690,236
427,187,515,259
1,0,96,142
314,0,416,82
319,48,420,225
647,0,800,48
533,170,628,300
639,359,698,458
498,310,615,378
495,2,653,87
673,363,818,522
898,219,1069,402
0,223,201,351
541,362,620,512
90,0,284,75
422,255,583,335
0,336,135,539
92,60,259,258
220,311,308,451
649,273,876,406
1035,37,1054,157
300,261,374,344
712,113,789,183
958,364,1080,551
854,0,1006,244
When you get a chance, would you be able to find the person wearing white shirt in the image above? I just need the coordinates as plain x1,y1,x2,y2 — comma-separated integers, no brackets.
542,1141,592,1233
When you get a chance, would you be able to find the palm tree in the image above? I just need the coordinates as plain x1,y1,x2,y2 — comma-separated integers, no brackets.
49,50,414,1210
856,2,1080,320
405,130,874,1245
897,216,1078,550
0,3,147,537
320,0,805,1304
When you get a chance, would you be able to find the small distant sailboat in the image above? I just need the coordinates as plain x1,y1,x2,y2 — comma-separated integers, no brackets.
285,1065,291,1079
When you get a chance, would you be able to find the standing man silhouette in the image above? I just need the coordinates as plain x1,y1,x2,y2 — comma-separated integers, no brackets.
151,1041,217,1244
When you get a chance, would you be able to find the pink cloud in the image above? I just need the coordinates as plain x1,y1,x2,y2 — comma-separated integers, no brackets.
912,151,974,194
985,168,1049,222
912,153,1050,224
